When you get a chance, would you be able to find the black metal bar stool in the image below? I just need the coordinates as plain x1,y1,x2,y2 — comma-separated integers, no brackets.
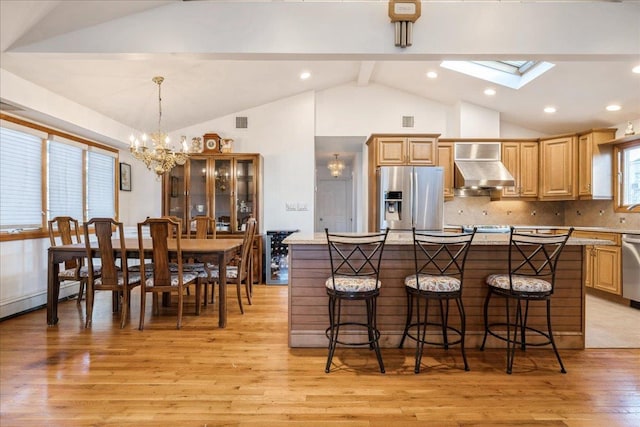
480,227,574,374
324,228,389,373
399,227,476,373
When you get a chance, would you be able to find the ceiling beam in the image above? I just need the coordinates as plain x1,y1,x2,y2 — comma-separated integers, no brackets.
357,61,376,86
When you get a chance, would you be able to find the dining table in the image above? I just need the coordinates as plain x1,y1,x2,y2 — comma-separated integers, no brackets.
47,237,243,328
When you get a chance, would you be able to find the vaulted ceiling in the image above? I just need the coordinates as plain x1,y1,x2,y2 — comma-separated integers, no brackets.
1,0,639,149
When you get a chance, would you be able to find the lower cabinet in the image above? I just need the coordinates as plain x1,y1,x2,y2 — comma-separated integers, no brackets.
574,231,622,295
591,246,621,294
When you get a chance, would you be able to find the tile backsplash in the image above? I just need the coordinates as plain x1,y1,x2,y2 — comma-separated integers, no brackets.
444,197,639,230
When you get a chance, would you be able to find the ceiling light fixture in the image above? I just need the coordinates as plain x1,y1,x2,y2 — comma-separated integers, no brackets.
484,88,496,96
300,71,311,80
327,154,345,178
632,65,640,74
544,106,557,113
388,0,421,48
129,76,195,176
606,104,622,112
426,71,438,79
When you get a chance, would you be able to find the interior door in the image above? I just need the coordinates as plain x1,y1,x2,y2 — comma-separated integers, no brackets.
316,179,351,232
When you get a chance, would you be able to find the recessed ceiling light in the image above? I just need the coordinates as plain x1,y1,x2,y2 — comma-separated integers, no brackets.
544,106,556,113
300,71,311,80
484,88,496,96
606,104,621,112
426,71,438,79
633,65,640,74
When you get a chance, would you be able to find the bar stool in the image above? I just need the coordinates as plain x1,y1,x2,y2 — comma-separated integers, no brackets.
480,227,574,374
399,227,476,373
324,228,389,373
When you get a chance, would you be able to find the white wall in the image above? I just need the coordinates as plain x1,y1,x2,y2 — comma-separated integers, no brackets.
178,91,316,234
316,82,451,136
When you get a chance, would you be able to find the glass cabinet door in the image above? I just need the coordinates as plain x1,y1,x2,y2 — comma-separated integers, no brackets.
188,158,208,229
235,158,255,232
214,158,232,233
166,164,186,227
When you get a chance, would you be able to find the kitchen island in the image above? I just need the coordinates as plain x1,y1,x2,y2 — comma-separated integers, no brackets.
284,231,609,349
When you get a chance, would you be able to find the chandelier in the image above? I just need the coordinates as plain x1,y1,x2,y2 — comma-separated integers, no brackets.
327,154,345,178
129,76,192,176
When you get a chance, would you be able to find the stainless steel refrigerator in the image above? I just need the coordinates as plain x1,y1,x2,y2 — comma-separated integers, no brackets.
379,166,444,231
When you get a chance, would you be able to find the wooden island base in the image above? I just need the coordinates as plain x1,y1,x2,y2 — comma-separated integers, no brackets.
287,233,586,349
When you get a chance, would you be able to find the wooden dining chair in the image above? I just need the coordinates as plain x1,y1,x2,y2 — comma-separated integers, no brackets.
83,218,141,328
137,217,201,330
187,216,218,305
190,215,216,240
208,218,257,314
48,216,97,306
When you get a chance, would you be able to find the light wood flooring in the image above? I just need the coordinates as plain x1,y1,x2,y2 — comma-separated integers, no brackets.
1,285,639,426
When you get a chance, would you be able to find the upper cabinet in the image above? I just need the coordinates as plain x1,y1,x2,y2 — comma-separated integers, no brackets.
371,135,438,166
539,134,577,201
162,153,262,235
577,129,617,200
436,142,454,200
501,141,538,199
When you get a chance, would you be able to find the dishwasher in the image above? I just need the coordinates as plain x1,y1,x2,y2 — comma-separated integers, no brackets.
622,234,640,309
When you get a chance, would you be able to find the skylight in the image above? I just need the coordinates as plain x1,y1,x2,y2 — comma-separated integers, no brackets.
440,60,555,90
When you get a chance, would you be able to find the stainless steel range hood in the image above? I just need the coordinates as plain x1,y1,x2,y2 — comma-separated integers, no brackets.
454,143,515,196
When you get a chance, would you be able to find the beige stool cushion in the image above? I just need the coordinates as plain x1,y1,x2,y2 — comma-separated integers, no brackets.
486,274,552,293
404,274,461,292
325,276,380,293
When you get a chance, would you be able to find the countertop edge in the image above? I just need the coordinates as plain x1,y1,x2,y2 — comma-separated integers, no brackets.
283,232,612,246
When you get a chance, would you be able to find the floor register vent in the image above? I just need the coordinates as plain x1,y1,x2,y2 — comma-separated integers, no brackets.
402,116,414,128
235,116,248,129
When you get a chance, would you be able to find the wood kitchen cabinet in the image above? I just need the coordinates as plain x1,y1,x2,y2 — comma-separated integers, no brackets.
573,231,622,295
437,142,454,200
539,134,577,200
501,141,538,199
372,135,438,166
577,128,617,200
162,152,263,283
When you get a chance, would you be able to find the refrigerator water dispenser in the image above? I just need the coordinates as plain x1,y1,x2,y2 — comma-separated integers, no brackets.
384,191,402,222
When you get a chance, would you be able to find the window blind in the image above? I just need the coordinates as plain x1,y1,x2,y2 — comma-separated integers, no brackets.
87,150,115,219
0,127,43,230
48,140,83,221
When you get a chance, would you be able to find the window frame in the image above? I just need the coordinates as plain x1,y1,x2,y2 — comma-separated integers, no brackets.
0,113,119,241
613,138,640,213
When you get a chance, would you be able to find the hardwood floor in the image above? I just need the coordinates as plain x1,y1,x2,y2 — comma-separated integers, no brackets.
1,285,639,426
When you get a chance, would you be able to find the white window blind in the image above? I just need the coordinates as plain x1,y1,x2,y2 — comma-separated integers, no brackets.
48,140,83,221
0,127,43,230
87,150,115,219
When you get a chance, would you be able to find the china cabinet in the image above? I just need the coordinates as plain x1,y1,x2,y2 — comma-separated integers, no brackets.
162,152,263,282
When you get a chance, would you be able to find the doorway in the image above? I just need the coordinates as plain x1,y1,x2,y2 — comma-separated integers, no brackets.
316,177,353,232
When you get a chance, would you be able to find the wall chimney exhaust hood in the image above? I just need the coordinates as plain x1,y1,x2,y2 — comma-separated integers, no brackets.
454,143,515,196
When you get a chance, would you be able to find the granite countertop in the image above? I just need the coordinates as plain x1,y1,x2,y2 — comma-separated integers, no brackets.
505,225,640,234
283,231,612,246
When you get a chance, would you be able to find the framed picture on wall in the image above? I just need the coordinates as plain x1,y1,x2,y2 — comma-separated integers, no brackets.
120,162,132,191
